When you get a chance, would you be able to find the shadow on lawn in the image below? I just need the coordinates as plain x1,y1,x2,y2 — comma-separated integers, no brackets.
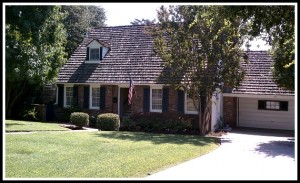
5,123,25,127
92,131,220,146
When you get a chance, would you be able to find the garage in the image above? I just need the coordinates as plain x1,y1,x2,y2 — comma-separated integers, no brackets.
238,97,295,130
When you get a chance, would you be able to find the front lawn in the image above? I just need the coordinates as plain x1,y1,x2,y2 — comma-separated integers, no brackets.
5,120,220,179
5,120,69,132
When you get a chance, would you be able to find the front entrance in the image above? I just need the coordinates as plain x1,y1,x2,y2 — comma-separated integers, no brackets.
119,88,131,117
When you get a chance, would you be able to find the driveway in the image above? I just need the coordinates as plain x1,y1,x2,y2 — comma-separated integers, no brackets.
145,128,296,180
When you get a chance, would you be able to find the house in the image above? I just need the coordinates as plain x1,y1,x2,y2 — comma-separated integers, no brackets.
56,25,295,131
222,51,295,130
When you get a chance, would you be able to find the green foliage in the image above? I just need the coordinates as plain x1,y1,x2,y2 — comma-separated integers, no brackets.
130,18,156,25
70,112,89,128
5,5,68,117
150,5,246,135
61,5,106,58
22,107,38,121
222,5,295,91
132,114,194,133
97,113,120,131
120,118,136,131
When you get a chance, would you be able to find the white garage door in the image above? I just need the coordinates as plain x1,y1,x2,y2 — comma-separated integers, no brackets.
238,98,294,130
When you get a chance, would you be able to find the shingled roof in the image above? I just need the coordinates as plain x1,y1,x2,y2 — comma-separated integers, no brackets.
57,25,294,96
232,51,294,96
57,25,164,84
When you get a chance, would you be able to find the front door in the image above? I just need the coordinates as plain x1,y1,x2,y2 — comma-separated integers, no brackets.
120,88,129,117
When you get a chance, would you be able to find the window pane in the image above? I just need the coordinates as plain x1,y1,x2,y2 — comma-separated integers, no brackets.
152,89,162,110
187,96,198,112
66,87,73,106
92,87,100,107
90,48,99,59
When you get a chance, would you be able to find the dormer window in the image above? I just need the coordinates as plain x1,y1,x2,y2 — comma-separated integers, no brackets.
85,40,109,63
90,48,101,60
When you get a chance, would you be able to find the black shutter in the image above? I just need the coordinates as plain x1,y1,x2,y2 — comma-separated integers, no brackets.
177,90,184,113
73,86,78,107
258,100,265,110
280,101,288,111
143,87,150,112
84,86,90,109
100,86,106,110
100,47,103,60
162,88,169,112
86,47,89,60
57,84,64,107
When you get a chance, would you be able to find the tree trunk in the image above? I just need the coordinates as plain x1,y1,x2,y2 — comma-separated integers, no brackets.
198,96,203,135
202,94,212,135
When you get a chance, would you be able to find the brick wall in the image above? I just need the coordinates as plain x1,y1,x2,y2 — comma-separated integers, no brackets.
55,84,201,129
223,97,237,127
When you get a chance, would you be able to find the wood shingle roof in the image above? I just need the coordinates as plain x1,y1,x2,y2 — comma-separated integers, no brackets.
57,25,164,84
57,25,294,96
233,51,294,96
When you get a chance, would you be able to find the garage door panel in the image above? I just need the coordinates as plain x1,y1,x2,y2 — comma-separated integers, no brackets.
238,98,294,130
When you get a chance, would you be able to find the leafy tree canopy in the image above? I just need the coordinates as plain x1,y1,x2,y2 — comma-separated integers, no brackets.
62,5,107,58
222,5,295,91
130,18,156,25
151,5,247,135
5,5,67,117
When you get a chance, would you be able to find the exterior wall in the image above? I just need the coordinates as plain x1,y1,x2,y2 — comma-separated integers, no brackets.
238,97,294,130
211,92,222,131
131,86,199,130
223,96,237,127
131,85,145,114
55,84,202,130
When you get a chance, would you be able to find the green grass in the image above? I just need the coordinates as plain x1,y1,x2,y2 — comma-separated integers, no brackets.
5,120,220,178
5,120,69,132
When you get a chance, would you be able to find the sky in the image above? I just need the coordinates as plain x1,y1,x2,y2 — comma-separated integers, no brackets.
99,2,272,51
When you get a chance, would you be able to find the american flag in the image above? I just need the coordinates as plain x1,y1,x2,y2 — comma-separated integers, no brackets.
128,79,134,105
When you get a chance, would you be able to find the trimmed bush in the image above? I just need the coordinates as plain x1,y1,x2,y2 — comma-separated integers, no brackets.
70,112,89,128
97,113,120,131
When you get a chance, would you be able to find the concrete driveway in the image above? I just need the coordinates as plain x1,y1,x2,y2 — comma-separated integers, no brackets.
145,128,296,180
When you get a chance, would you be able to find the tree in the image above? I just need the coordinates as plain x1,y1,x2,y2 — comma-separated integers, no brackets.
62,5,106,58
5,6,67,117
222,6,295,91
130,18,156,25
150,5,247,135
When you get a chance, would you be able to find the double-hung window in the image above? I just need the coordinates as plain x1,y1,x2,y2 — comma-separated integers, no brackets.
65,86,73,107
90,48,100,60
150,87,163,112
90,85,100,109
185,94,198,114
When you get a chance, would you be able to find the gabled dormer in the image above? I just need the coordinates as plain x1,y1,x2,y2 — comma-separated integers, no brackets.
85,40,109,63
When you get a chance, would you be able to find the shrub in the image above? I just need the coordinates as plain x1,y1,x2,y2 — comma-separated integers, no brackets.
120,117,136,131
70,112,89,128
97,113,120,131
23,106,38,121
59,106,79,122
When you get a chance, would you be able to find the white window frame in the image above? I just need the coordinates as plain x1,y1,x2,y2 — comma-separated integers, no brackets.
185,93,199,114
64,84,74,107
90,84,101,109
150,86,163,113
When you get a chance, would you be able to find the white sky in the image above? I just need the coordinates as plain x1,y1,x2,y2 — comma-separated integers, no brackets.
100,3,273,51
